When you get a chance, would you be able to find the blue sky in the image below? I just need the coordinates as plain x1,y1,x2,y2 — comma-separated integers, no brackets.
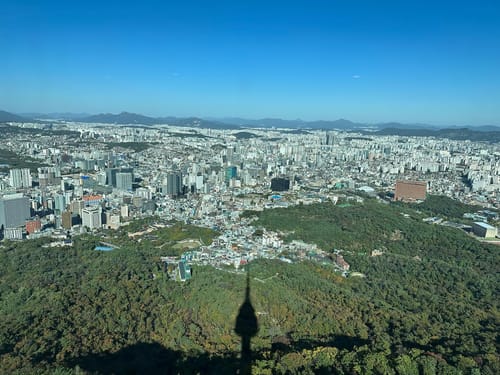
1,0,500,125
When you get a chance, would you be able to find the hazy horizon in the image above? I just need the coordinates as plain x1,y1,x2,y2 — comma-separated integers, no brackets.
5,110,497,128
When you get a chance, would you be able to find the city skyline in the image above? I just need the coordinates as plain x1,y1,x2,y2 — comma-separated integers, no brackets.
2,0,500,125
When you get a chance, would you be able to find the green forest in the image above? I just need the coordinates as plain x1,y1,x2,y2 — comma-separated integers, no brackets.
0,198,498,374
0,148,47,173
395,195,484,221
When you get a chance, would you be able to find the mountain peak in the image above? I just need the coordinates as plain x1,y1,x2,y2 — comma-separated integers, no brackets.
0,110,31,123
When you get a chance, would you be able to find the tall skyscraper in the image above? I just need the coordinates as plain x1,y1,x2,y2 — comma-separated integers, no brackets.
166,172,183,197
116,172,133,191
0,194,31,230
54,193,66,214
325,132,335,146
105,168,118,187
225,166,237,183
9,168,32,188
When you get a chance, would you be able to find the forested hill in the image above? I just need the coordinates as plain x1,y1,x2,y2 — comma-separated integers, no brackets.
0,200,499,374
0,110,31,123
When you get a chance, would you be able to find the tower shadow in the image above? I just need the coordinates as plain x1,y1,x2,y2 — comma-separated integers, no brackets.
234,270,258,375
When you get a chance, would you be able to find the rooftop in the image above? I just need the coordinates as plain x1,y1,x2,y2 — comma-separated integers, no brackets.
473,222,497,230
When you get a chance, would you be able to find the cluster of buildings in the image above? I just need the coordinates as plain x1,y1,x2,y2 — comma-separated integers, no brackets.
160,256,193,282
0,121,499,260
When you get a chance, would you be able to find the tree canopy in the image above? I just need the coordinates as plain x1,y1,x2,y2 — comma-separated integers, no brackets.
0,200,498,374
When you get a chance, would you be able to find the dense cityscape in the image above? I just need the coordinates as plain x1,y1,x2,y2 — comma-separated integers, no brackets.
1,120,499,276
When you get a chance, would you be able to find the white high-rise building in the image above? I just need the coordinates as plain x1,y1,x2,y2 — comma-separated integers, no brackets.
121,205,129,218
135,187,152,199
9,168,32,188
81,206,102,230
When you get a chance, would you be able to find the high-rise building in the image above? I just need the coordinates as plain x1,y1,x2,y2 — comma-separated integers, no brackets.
121,205,129,218
38,167,61,188
116,172,133,191
195,174,204,190
62,210,73,229
325,132,335,146
225,166,237,183
70,199,85,215
166,172,183,197
54,193,66,214
105,168,118,187
0,194,31,230
9,168,32,188
96,172,107,186
81,206,102,230
106,168,133,187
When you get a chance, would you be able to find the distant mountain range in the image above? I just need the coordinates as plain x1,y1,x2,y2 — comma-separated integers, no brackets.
1,109,500,139
75,112,240,129
21,112,91,120
0,110,31,123
81,112,160,125
355,127,500,143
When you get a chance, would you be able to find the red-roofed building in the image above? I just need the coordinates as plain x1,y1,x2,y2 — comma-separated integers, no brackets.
26,219,42,234
83,195,103,206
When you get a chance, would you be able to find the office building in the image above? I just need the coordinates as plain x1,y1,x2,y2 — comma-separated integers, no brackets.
106,168,133,187
0,195,31,230
121,205,129,218
195,174,204,190
96,172,107,185
38,167,61,188
271,177,290,192
116,172,133,191
472,222,497,238
62,210,73,229
54,193,66,214
81,206,102,230
225,166,237,183
70,199,85,215
324,132,335,146
166,172,183,197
